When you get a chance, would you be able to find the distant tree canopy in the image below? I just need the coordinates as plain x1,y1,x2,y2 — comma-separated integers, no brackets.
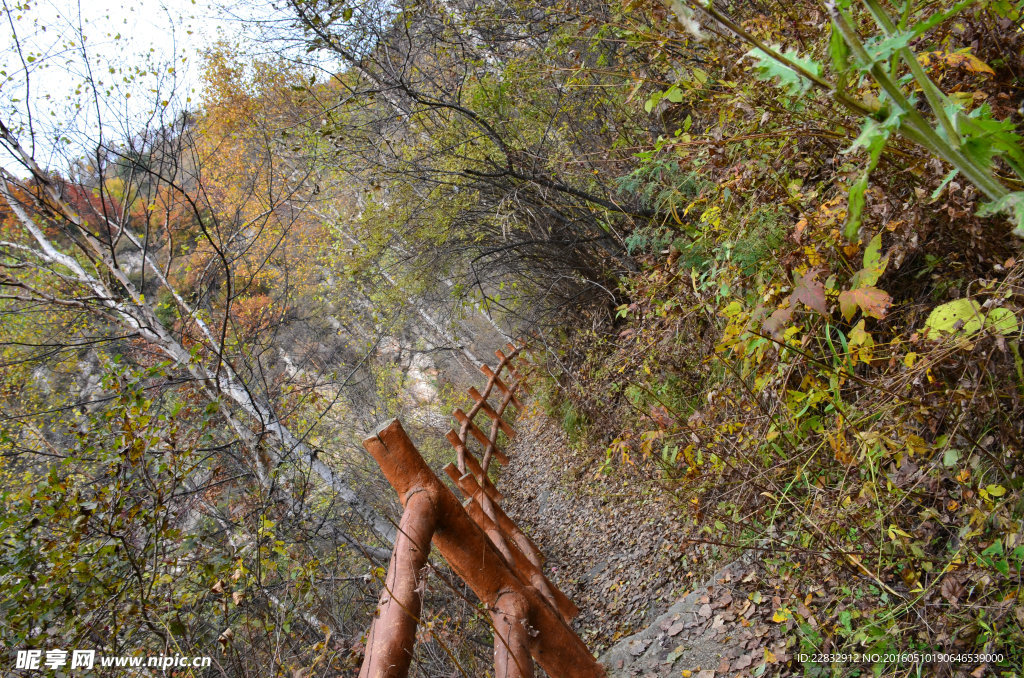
3,0,669,668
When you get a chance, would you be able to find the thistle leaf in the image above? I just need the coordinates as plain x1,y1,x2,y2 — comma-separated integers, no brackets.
746,45,823,98
977,191,1024,237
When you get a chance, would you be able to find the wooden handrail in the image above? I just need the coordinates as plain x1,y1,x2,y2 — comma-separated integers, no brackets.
358,345,605,678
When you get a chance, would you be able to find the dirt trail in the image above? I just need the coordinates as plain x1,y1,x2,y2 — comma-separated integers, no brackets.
500,403,796,677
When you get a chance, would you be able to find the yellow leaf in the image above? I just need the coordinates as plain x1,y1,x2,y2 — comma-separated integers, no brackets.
946,49,995,75
722,300,743,317
888,524,912,540
772,608,792,623
764,647,777,663
906,434,927,456
986,484,1007,497
903,352,917,367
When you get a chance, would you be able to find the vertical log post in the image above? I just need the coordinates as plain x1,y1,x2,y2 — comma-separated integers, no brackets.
359,489,437,678
492,590,535,678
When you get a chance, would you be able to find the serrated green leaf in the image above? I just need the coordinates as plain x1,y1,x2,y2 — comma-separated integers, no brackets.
977,191,1024,237
845,107,904,170
955,103,1024,176
845,174,868,240
847,118,889,162
859,31,915,70
746,46,823,98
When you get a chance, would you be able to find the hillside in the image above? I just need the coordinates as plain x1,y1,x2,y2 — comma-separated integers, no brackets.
1,0,1023,675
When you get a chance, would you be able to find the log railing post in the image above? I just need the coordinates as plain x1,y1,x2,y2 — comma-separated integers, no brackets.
359,489,437,678
492,590,535,678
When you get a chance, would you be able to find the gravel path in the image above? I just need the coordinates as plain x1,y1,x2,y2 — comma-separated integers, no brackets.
499,402,796,677
500,401,696,652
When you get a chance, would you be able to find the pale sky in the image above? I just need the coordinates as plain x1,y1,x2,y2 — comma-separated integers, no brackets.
1,0,237,171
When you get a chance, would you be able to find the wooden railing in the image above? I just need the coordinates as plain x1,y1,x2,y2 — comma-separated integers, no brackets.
359,343,605,678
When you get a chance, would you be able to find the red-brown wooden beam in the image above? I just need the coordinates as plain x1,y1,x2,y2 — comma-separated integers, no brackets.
481,365,524,411
453,409,510,465
445,431,504,504
445,466,577,622
458,489,577,624
468,387,516,438
358,490,437,678
448,467,543,567
495,348,523,385
441,470,557,621
363,421,605,678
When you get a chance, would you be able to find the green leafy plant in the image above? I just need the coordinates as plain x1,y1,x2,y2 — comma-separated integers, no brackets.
923,298,1020,337
676,0,1024,238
